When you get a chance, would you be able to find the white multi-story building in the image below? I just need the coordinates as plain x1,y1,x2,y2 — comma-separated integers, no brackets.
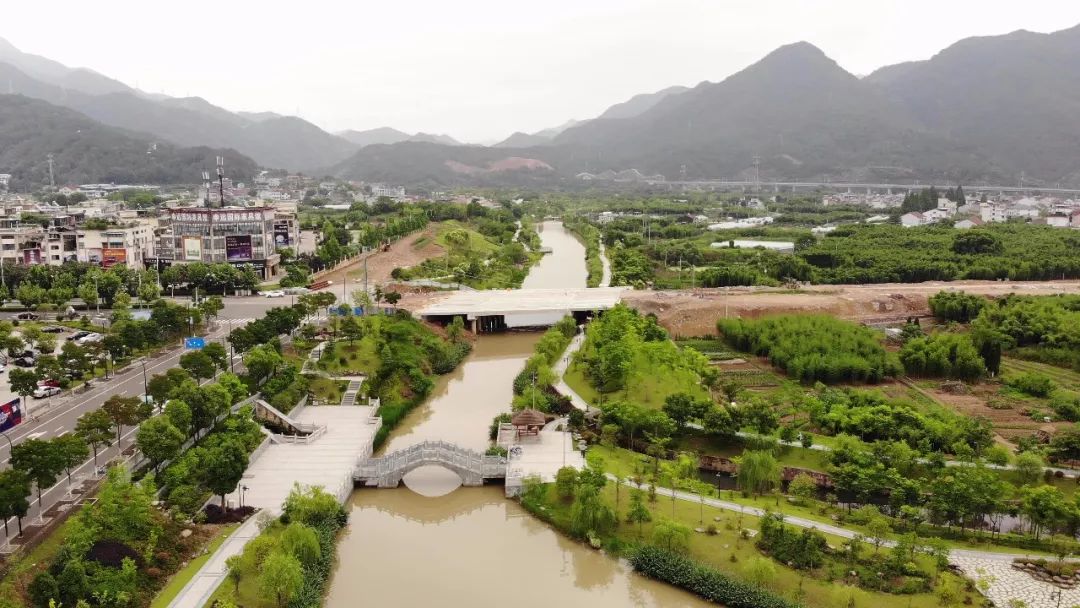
0,174,10,191
980,203,1008,223
371,184,405,199
74,223,157,268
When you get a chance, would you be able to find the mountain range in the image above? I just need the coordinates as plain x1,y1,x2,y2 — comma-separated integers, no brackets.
335,24,1080,187
0,94,257,188
2,25,1080,188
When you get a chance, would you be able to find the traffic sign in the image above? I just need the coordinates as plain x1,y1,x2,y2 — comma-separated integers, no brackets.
184,337,206,349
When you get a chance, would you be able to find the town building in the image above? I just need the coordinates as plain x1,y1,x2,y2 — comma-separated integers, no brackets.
155,206,282,280
980,203,1008,223
900,212,924,227
0,174,10,191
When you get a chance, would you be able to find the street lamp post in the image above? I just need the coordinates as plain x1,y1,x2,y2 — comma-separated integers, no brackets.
141,360,148,402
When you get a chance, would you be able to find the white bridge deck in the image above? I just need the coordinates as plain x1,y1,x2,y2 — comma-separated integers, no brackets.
416,287,626,323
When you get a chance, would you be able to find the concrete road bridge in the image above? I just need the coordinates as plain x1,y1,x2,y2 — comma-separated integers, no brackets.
416,287,626,332
354,440,507,488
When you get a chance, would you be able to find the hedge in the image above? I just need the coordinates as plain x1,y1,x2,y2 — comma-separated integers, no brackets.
629,545,801,608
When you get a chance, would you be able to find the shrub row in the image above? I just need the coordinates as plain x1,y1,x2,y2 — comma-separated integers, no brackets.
629,545,800,608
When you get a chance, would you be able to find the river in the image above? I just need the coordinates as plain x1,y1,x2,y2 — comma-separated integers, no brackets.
325,221,709,607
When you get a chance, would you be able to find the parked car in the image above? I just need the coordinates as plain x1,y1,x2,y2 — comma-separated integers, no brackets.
68,331,91,341
38,379,61,388
263,290,286,298
33,386,62,398
0,363,6,373
76,333,103,346
283,287,310,295
15,312,38,320
14,357,35,368
41,326,66,333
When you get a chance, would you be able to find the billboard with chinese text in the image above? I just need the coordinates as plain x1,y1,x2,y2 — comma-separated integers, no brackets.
225,235,253,261
102,247,126,268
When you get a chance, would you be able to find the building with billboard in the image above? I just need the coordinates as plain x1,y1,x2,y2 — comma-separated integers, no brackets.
155,206,281,280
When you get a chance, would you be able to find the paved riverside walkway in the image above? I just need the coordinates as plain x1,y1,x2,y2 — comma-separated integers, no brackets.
167,406,380,608
598,241,611,287
552,332,589,411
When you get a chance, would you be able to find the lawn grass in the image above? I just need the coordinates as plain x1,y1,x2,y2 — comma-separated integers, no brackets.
309,377,349,404
535,477,973,608
0,516,76,602
150,523,239,608
317,339,379,375
564,352,708,410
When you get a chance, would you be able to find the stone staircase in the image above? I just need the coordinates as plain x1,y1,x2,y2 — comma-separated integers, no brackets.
341,379,363,406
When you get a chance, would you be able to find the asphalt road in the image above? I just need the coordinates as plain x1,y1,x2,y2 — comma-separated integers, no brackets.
0,296,288,545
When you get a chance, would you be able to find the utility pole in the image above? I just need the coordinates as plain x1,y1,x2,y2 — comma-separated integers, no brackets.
216,156,225,208
363,256,368,296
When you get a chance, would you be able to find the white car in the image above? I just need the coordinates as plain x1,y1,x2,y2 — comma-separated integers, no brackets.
33,386,62,398
263,290,286,298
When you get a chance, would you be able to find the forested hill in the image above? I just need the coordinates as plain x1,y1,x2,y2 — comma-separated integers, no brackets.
0,94,259,188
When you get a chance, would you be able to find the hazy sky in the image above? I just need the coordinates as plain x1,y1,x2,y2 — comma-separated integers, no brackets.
6,0,1080,143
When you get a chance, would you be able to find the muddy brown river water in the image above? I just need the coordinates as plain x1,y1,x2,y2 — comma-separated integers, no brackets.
324,221,710,607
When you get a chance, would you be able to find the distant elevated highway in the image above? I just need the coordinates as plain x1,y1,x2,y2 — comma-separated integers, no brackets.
650,179,1080,195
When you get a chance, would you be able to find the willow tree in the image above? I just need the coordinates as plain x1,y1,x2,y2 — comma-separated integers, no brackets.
735,450,781,497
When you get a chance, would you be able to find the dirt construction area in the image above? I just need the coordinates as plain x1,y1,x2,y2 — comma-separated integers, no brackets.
622,280,1080,337
312,227,444,292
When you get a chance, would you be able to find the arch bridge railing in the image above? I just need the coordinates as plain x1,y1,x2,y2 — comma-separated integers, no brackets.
354,440,506,487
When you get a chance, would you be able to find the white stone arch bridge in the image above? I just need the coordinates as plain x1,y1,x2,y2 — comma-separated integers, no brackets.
353,440,507,488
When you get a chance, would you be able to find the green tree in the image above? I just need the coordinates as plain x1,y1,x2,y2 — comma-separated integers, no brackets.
652,518,692,553
788,472,817,505
164,400,193,438
9,368,39,412
204,438,249,508
53,434,88,489
626,489,652,536
570,483,616,537
179,350,216,383
203,342,228,372
1021,485,1073,540
101,395,142,445
735,450,781,497
866,516,892,553
10,438,64,514
259,551,304,608
0,469,30,536
447,316,465,343
662,392,709,433
136,417,184,473
77,282,99,310
280,522,321,568
74,409,113,469
225,554,244,594
1014,451,1045,485
555,466,578,502
244,344,282,383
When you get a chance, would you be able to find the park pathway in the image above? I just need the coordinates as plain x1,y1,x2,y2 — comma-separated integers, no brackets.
598,241,611,287
552,332,589,411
